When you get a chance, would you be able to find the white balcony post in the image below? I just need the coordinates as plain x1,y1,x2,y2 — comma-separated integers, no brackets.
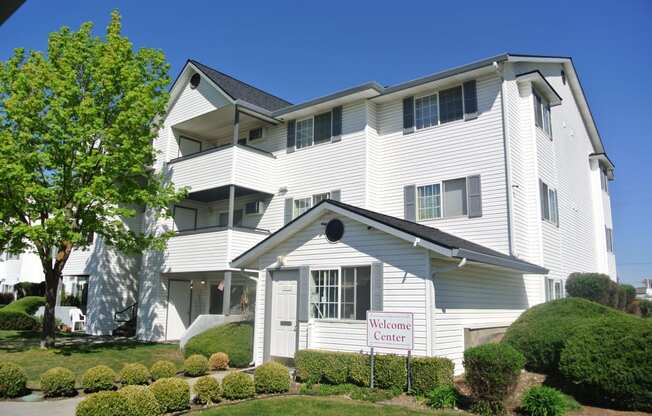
222,271,231,316
233,106,240,145
227,185,235,229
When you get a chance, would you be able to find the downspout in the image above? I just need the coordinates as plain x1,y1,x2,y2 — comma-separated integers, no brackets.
494,61,516,256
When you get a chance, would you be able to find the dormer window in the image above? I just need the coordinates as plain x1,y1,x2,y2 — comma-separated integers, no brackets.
533,89,552,137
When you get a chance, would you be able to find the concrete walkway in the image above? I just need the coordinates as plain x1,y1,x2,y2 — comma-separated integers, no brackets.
1,371,236,416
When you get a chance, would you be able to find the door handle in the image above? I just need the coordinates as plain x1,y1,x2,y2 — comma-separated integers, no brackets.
280,321,292,326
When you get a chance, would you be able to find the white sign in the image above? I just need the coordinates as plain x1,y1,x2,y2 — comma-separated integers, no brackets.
366,311,414,350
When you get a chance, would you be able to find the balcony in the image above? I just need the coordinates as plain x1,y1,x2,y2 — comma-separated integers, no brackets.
167,143,277,196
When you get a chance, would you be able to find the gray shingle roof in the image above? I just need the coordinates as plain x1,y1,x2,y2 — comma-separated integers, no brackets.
190,59,292,111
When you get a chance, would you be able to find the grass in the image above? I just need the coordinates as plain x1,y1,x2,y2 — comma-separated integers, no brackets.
0,330,184,389
192,396,462,416
184,321,253,367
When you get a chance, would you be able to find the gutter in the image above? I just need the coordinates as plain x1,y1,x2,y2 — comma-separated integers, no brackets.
453,248,548,274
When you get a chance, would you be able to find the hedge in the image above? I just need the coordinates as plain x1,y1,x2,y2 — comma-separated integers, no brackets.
502,297,619,373
0,362,28,398
373,354,406,392
410,356,454,395
76,391,130,416
149,377,189,412
119,385,162,416
295,350,371,387
209,352,229,371
639,299,652,318
82,365,117,392
193,375,222,405
150,360,177,380
0,310,40,330
254,361,291,394
184,322,253,368
2,295,45,314
559,315,652,411
222,371,255,400
184,354,209,377
464,343,525,415
120,363,150,386
14,282,46,298
41,367,76,397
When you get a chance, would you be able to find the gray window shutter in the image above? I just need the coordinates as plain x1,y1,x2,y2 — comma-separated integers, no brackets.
371,262,383,311
330,189,341,201
332,106,343,142
403,96,415,134
298,266,310,322
286,120,296,153
463,80,478,120
467,175,482,218
284,197,294,224
404,185,416,221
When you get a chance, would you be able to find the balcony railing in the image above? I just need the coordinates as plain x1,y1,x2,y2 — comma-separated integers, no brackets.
167,144,277,195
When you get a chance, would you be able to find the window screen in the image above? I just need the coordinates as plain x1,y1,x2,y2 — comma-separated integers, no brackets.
443,178,468,217
439,86,463,124
314,111,332,144
296,118,314,149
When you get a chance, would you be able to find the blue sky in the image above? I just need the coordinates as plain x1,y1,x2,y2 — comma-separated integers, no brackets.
1,1,650,285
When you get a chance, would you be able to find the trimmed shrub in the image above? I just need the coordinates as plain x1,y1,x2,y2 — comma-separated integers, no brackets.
14,282,46,298
322,352,349,385
639,299,652,318
184,354,209,377
119,385,162,416
299,383,399,402
618,284,637,311
565,273,613,304
0,362,28,398
209,352,229,371
76,391,130,416
222,371,255,400
295,349,327,384
2,295,45,314
410,356,454,395
193,375,221,405
41,367,76,397
150,360,177,380
559,314,652,410
82,365,116,392
295,350,375,387
254,361,290,394
184,322,253,368
120,363,150,386
149,377,189,412
374,354,406,392
521,386,568,416
503,297,619,373
348,353,371,387
471,400,507,416
0,310,39,330
425,384,460,409
464,343,525,415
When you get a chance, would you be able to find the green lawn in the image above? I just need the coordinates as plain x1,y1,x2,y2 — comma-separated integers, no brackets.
0,330,184,389
192,396,463,416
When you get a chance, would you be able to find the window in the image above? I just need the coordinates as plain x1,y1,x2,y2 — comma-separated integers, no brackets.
310,266,371,320
249,127,263,141
600,167,609,193
293,197,312,217
605,227,614,253
545,278,564,301
533,90,552,136
312,192,330,205
173,206,197,231
540,180,559,226
415,94,438,129
296,118,314,149
314,112,332,144
438,86,464,124
417,177,469,220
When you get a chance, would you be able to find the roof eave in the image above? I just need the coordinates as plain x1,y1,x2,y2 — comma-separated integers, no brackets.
453,248,548,274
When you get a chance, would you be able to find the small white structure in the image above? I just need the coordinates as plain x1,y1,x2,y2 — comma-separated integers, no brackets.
35,306,86,332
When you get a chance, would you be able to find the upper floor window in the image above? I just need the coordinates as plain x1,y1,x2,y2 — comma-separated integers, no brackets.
545,277,564,301
417,178,468,220
533,89,552,137
291,107,342,151
312,192,330,205
293,197,312,217
296,118,314,149
178,136,202,157
173,205,197,232
415,94,438,129
248,127,263,141
605,227,614,253
540,180,559,226
414,86,464,131
600,167,609,194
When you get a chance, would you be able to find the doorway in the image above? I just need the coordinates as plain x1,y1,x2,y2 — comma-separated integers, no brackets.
269,270,298,359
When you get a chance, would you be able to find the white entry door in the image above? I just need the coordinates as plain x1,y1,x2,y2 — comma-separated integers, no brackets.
167,280,191,341
270,271,298,358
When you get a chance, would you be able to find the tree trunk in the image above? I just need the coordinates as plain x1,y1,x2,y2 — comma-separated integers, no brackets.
41,268,61,348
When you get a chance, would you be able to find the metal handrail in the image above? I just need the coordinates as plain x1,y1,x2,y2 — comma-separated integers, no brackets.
114,302,137,323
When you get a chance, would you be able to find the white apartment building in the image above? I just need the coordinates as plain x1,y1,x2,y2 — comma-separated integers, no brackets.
75,53,616,372
0,251,44,294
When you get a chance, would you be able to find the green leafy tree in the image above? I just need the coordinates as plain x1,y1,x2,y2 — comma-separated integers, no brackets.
0,11,184,347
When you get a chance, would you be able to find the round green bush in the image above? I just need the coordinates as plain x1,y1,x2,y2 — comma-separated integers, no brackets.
2,296,45,314
150,360,177,380
119,385,162,416
82,365,116,392
559,315,652,411
373,354,406,391
41,367,76,397
503,297,619,373
425,384,460,409
254,361,290,394
209,352,229,371
521,386,568,416
76,391,130,416
0,362,28,398
184,322,253,368
193,375,222,405
120,363,150,385
184,354,209,377
565,273,614,305
222,371,255,400
149,377,189,412
0,310,40,330
463,343,524,414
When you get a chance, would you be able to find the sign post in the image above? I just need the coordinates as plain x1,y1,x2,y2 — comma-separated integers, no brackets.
366,311,414,389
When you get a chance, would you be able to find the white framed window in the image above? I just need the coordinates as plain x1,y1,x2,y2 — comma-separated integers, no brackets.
293,197,312,218
414,85,465,131
312,192,330,205
545,277,564,301
605,227,614,253
539,180,559,226
295,118,314,149
417,177,469,220
533,89,552,137
310,266,371,321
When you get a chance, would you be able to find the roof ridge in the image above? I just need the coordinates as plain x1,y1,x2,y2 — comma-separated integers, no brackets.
189,59,292,106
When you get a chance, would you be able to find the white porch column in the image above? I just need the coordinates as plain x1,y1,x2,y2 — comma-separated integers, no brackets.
222,271,231,316
227,185,235,229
